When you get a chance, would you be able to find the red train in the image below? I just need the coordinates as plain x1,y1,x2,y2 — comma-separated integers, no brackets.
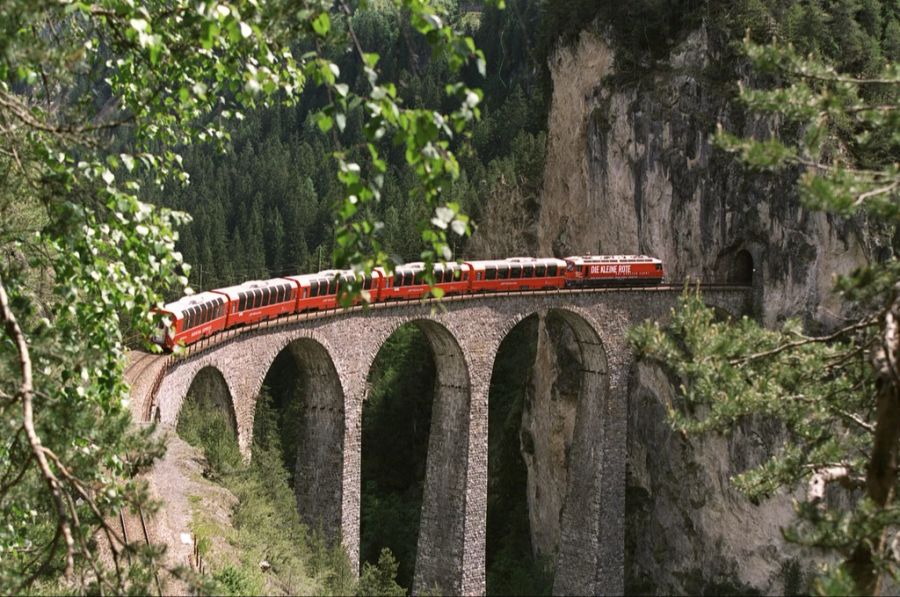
151,254,663,351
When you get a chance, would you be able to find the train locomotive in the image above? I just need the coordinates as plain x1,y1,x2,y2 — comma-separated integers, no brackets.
152,254,663,351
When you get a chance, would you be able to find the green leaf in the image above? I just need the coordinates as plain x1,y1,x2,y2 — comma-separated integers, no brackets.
312,12,331,37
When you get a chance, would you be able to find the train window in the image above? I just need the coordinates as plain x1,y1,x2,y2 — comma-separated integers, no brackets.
485,267,496,280
476,272,483,281
253,289,262,308
523,264,533,277
414,270,425,285
328,278,336,295
200,304,208,324
547,265,557,276
363,275,372,290
510,265,521,278
238,293,246,311
535,265,545,276
276,285,284,303
394,272,402,286
655,263,662,271
498,266,509,279
309,281,318,297
403,271,412,285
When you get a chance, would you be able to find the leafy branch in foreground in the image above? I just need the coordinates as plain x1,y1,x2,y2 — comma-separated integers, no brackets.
0,0,490,593
632,35,899,597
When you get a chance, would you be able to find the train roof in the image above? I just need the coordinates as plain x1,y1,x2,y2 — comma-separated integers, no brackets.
564,254,661,264
465,257,565,268
161,291,226,317
213,278,295,298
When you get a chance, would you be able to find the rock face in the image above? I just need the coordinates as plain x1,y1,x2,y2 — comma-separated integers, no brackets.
515,25,883,594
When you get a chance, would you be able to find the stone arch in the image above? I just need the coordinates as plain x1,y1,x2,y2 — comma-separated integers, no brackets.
258,336,346,543
489,307,610,590
177,365,238,433
363,317,471,595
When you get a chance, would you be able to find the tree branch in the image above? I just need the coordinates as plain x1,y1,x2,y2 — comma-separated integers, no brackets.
0,275,75,578
730,317,876,366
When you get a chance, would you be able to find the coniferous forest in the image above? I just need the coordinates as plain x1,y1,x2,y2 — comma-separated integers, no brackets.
2,0,900,595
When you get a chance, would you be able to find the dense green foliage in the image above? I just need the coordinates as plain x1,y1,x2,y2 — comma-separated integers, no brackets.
156,3,547,291
0,0,488,592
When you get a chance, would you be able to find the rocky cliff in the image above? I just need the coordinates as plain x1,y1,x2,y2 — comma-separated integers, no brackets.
517,25,881,594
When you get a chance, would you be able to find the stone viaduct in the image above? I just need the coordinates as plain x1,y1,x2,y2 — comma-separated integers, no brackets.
127,286,749,596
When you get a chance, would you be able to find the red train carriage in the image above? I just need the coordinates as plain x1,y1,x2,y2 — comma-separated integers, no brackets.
216,279,298,328
152,291,229,350
563,255,664,287
287,270,358,313
465,258,567,293
377,263,431,301
432,261,471,296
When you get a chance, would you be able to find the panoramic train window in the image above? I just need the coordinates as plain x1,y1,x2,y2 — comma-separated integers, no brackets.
547,265,557,276
394,272,402,286
510,265,521,278
238,293,246,311
403,271,413,286
485,267,496,280
414,271,425,285
523,264,533,277
535,265,545,276
498,266,509,279
251,289,261,308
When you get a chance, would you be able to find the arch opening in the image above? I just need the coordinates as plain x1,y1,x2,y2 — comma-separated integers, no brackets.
258,338,346,542
729,249,754,286
362,319,470,594
486,308,609,595
176,366,241,474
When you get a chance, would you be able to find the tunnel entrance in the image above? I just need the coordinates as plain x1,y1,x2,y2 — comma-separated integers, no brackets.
728,249,754,286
